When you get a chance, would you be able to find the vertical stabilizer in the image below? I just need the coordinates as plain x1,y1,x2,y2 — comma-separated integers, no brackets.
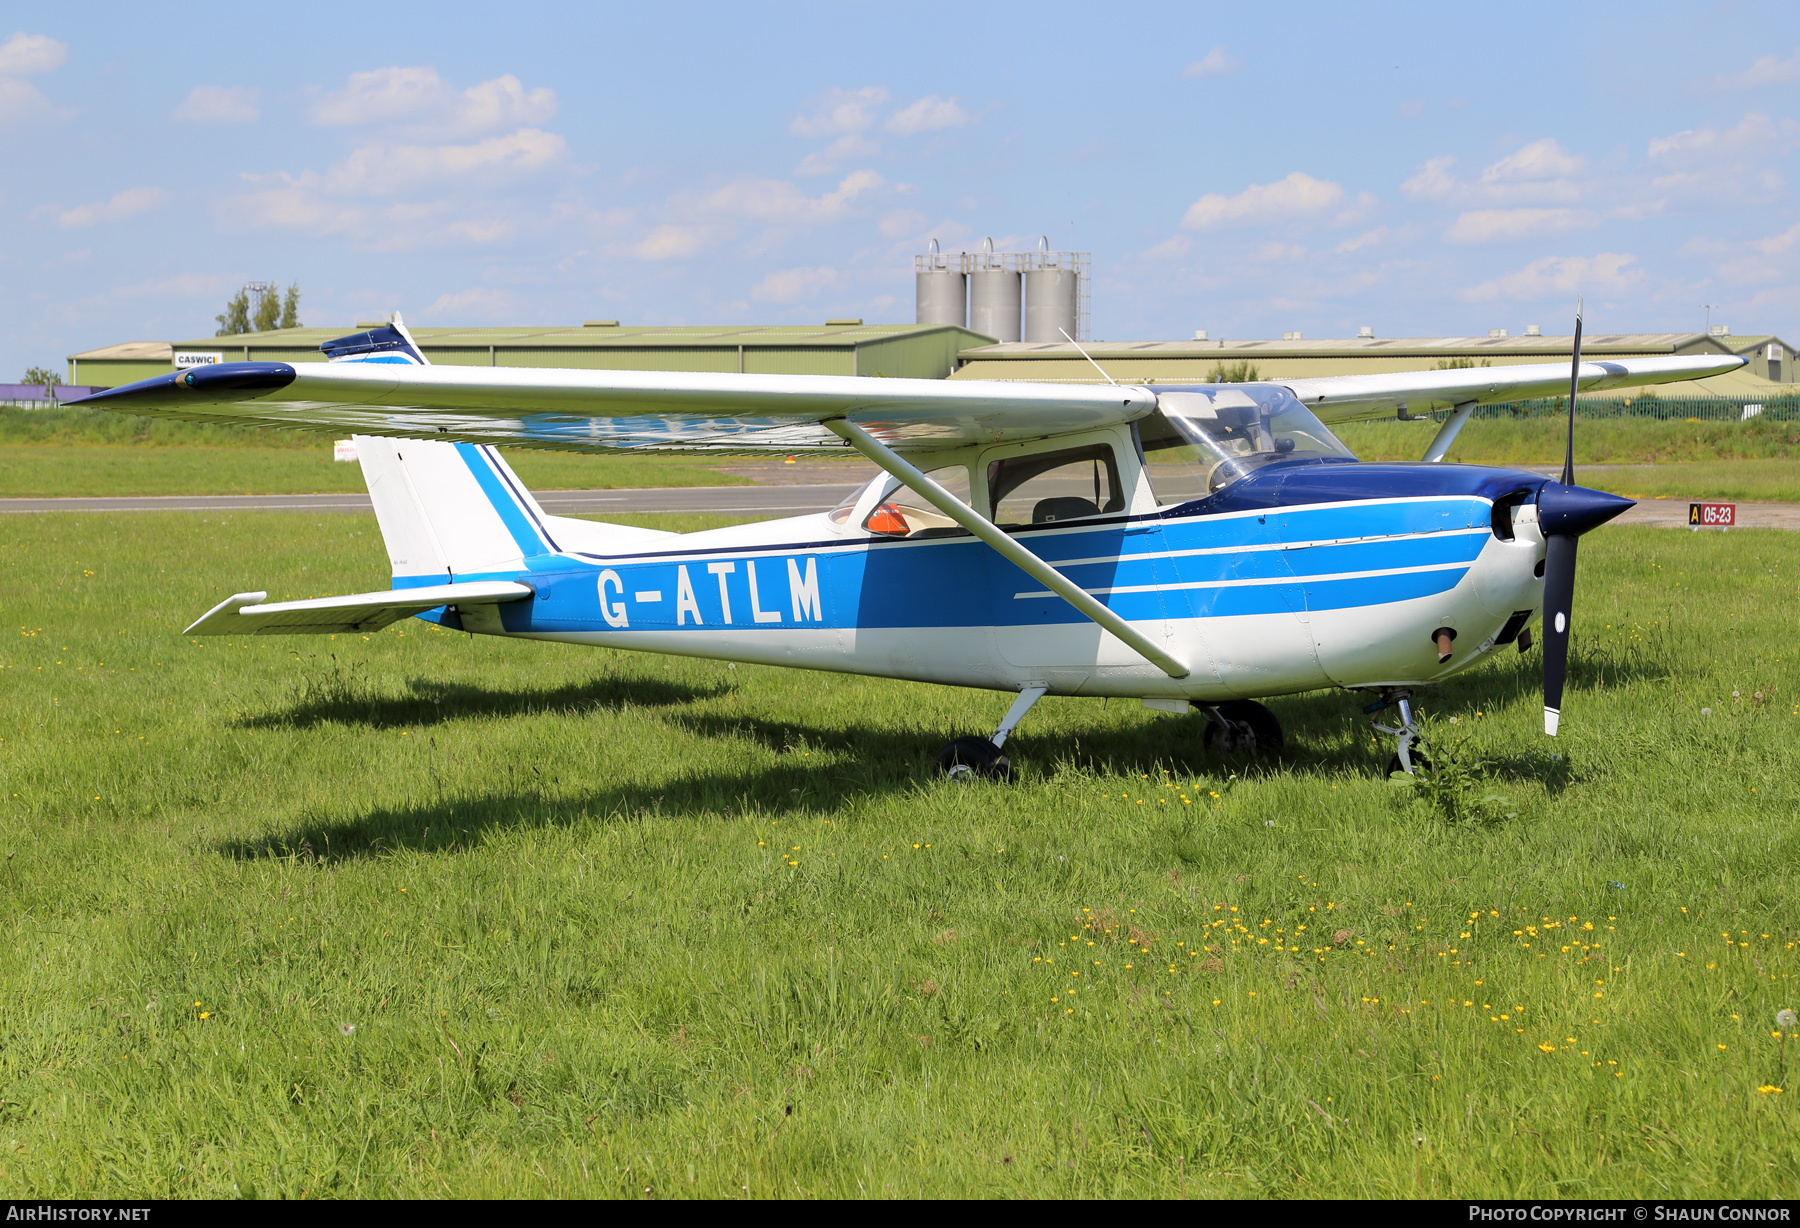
355,437,557,586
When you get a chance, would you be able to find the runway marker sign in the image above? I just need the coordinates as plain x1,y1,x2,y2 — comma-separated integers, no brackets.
1689,501,1735,530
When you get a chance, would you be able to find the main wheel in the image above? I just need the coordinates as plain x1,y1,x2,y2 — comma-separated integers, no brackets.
934,736,1014,782
1202,700,1285,756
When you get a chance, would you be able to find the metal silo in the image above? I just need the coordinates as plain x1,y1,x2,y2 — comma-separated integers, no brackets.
968,238,1021,342
914,239,967,327
1023,237,1079,343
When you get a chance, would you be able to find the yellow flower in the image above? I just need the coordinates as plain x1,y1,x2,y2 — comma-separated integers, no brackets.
199,1012,212,1020
1758,1085,1783,1095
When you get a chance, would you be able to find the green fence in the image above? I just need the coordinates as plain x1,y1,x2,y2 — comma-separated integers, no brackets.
1472,393,1798,422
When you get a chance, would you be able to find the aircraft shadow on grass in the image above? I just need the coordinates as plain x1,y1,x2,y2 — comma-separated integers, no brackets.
224,639,1652,860
234,672,731,732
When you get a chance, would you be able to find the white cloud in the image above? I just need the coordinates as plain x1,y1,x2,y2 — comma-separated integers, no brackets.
1334,227,1387,254
1141,235,1192,261
423,287,516,322
1480,138,1587,184
325,128,568,195
1751,221,1800,256
1645,113,1800,207
0,76,53,124
1403,140,1591,206
633,224,708,261
752,266,838,303
1181,46,1240,79
310,67,555,135
1401,155,1459,201
1444,207,1595,244
1461,252,1642,303
1701,46,1800,92
172,85,260,125
886,95,966,136
1648,111,1800,163
50,186,169,229
789,87,887,138
1181,172,1345,230
1706,221,1800,286
0,32,66,76
796,133,878,176
229,171,364,235
685,169,884,225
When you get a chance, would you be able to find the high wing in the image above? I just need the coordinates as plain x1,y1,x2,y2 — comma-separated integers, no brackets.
1281,354,1745,423
71,361,1157,455
71,344,1745,453
184,581,534,636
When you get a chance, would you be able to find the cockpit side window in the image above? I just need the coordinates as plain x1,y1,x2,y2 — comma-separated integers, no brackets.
986,443,1124,528
1138,386,1355,504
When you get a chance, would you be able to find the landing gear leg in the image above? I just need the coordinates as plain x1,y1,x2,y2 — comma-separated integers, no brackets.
935,683,1047,782
1367,688,1428,775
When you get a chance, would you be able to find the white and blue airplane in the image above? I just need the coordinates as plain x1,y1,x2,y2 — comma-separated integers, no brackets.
74,312,1741,777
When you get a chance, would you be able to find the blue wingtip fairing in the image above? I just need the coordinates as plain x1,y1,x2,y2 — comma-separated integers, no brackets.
320,322,426,365
65,362,298,408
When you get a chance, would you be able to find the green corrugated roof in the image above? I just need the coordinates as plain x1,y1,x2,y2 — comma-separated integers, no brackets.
127,322,983,356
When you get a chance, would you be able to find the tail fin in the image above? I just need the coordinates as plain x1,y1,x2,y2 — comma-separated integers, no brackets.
355,436,559,584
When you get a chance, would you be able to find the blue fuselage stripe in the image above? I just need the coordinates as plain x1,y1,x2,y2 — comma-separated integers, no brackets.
442,493,1497,635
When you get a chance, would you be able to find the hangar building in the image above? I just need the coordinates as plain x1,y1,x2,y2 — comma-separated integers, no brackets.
67,321,992,388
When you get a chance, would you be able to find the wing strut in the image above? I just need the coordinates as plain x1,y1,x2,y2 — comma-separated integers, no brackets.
1421,400,1476,462
823,418,1189,680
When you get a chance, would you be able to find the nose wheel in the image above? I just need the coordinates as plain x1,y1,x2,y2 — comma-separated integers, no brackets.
1366,689,1428,775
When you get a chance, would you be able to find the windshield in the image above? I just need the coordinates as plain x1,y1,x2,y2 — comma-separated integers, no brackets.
1137,385,1355,504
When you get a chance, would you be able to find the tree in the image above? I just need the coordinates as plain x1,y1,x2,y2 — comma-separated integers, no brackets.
1206,360,1259,383
215,288,251,336
216,282,301,335
22,365,58,389
251,284,280,332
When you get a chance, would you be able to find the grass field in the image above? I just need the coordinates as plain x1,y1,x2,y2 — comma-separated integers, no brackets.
3,514,1799,1198
1336,416,1800,466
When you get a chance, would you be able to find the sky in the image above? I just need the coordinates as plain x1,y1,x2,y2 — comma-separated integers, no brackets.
5,0,1800,379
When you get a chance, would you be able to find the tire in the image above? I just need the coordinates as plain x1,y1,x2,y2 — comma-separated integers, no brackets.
934,736,1014,782
1203,700,1285,756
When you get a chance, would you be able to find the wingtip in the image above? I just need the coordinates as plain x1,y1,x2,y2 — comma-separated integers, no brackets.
184,590,268,636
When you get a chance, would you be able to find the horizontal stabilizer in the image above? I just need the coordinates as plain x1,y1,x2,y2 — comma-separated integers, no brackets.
184,580,534,636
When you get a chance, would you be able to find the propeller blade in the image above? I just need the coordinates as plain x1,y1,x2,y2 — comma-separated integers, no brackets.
1563,296,1582,486
1540,298,1597,737
1541,533,1578,736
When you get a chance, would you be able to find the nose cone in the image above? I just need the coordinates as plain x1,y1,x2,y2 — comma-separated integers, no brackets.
1537,482,1635,537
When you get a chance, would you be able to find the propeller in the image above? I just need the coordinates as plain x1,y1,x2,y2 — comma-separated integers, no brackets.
1537,298,1634,736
